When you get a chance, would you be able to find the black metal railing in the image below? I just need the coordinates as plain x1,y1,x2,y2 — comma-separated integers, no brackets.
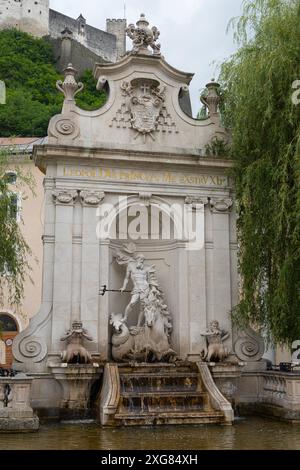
0,368,18,377
269,363,296,373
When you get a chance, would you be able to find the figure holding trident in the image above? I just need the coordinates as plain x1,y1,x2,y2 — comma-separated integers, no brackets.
120,254,152,327
113,243,172,335
108,243,176,362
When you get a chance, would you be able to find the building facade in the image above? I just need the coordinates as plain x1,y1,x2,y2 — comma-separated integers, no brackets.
0,137,45,368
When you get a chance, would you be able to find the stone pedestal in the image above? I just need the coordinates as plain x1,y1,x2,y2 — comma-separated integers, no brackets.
210,362,245,405
0,374,39,432
49,363,103,419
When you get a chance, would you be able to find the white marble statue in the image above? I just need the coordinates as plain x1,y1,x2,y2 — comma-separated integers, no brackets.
111,244,176,362
201,320,229,362
120,253,151,327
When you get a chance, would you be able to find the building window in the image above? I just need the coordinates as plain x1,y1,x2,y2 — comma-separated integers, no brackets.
4,171,17,185
9,193,19,221
0,340,6,366
0,314,18,332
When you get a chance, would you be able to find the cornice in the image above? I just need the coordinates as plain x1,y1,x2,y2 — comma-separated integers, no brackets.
33,144,233,174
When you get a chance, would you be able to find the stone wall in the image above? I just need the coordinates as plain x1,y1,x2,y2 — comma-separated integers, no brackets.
106,19,126,60
49,9,118,63
0,0,49,37
50,37,108,76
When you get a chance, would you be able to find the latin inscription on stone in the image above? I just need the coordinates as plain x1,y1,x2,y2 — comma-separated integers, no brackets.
63,166,228,187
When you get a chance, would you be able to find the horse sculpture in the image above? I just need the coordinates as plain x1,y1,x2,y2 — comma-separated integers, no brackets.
110,311,176,363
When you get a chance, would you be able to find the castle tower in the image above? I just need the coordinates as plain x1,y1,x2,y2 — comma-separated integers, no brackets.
106,18,126,60
0,0,49,37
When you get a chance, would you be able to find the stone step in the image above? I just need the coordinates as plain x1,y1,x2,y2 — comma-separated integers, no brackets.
121,391,206,398
118,364,196,375
120,375,199,393
114,411,225,426
119,372,199,378
119,393,207,414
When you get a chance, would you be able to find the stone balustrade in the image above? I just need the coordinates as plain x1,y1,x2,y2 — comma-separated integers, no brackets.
236,369,300,422
0,374,39,432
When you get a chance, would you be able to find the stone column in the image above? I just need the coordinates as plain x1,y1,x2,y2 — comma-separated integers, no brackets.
176,242,189,359
80,191,105,355
185,196,209,361
99,240,111,360
42,177,56,308
51,189,78,352
210,197,234,352
71,202,82,322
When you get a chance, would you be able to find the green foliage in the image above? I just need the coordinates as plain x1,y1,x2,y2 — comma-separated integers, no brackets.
0,29,106,136
76,70,106,111
197,105,208,120
219,0,300,345
0,148,36,306
0,29,63,136
1,89,58,136
205,137,230,157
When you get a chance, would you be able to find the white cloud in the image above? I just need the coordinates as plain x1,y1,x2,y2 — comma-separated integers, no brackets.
50,0,242,115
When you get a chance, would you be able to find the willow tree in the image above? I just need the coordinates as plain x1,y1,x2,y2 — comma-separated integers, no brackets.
219,0,300,345
0,148,35,307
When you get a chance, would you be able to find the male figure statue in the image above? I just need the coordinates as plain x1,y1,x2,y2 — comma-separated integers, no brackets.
201,320,229,362
120,254,151,326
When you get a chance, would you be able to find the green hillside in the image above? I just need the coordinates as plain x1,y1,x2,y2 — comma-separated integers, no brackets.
0,29,106,137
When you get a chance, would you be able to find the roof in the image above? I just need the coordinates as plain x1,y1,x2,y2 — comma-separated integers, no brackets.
0,137,47,154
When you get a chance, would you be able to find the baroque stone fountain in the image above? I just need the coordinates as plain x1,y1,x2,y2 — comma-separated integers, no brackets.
100,244,233,426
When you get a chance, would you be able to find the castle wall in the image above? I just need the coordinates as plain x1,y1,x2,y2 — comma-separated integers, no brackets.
49,9,117,63
106,19,126,60
0,0,49,37
50,37,108,75
0,3,126,66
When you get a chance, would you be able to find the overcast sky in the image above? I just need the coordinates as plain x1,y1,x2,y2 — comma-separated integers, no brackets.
51,0,243,116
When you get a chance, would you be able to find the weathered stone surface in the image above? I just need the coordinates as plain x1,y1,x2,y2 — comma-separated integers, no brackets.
0,416,39,433
49,364,102,413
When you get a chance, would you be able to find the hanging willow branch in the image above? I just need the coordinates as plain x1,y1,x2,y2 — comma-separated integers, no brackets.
0,146,36,306
219,0,300,345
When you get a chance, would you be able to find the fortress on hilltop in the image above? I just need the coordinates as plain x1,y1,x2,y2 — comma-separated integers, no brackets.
0,0,126,69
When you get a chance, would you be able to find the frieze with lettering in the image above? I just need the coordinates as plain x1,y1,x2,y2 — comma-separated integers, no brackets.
62,166,228,188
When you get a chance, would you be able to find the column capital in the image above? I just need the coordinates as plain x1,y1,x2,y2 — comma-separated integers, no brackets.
185,196,209,210
139,192,152,206
210,197,233,213
52,189,78,206
80,190,105,207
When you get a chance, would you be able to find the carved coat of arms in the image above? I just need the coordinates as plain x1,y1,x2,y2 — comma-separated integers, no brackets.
121,79,166,141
